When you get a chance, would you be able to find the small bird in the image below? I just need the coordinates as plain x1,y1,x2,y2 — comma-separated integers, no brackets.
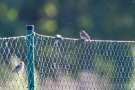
79,30,90,42
12,62,24,74
54,34,63,45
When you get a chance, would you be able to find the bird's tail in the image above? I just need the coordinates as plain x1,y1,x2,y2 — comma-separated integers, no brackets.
12,70,15,74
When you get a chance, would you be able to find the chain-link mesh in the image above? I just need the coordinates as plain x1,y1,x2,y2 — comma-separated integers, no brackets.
35,33,135,90
0,33,135,90
0,36,28,90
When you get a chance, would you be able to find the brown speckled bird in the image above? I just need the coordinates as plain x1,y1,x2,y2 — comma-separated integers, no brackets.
79,30,90,42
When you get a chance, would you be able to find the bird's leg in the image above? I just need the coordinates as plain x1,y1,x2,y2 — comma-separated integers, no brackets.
17,72,19,76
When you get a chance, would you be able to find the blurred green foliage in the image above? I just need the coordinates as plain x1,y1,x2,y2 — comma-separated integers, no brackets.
0,0,135,40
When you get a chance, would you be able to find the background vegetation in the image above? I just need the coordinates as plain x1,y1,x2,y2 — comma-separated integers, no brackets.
0,0,135,40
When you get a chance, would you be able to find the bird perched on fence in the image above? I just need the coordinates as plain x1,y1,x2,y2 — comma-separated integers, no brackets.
79,30,90,42
12,61,24,74
54,34,63,45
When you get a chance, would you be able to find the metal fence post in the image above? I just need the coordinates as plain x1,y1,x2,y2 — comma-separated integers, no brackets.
26,25,35,90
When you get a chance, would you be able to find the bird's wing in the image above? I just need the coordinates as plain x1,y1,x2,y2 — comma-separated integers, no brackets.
13,65,20,72
82,33,90,39
87,35,90,39
55,35,63,39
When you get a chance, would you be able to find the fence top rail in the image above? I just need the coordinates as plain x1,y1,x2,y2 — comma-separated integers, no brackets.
0,32,135,43
0,32,35,40
0,36,26,40
35,33,135,43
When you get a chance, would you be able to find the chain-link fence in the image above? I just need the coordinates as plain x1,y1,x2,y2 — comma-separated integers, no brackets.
0,30,135,90
34,33,135,90
0,36,28,90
